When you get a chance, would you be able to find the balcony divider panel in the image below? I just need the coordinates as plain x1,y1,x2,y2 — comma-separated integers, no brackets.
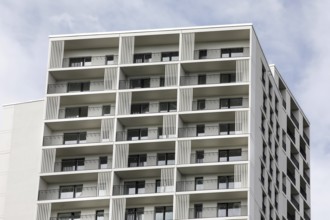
175,194,190,219
118,92,132,115
49,40,64,68
101,118,114,142
235,111,248,134
111,198,126,220
236,59,249,82
36,203,51,220
120,36,134,64
45,96,60,120
179,88,193,111
181,33,195,60
98,171,111,196
114,144,129,168
177,140,191,164
165,64,178,86
104,67,117,90
41,149,56,173
161,168,174,192
234,164,248,188
163,115,176,138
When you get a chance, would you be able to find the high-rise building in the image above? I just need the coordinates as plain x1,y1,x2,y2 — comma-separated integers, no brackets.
0,24,311,220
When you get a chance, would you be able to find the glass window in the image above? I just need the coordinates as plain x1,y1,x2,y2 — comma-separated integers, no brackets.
131,103,149,114
61,158,85,171
155,206,173,220
169,102,177,111
69,57,91,67
159,102,177,112
157,153,175,165
218,176,235,189
199,50,207,59
229,149,242,161
195,177,204,190
126,208,144,220
220,73,236,83
128,154,147,167
196,124,205,136
63,132,87,145
194,204,203,218
124,181,145,195
127,129,148,141
220,99,229,109
218,202,241,217
59,185,82,199
196,150,204,163
221,48,243,58
96,210,105,220
134,53,152,63
58,212,81,220
197,100,206,110
102,105,111,116
161,52,179,62
99,156,108,169
160,77,165,87
198,74,206,85
106,55,114,65
67,82,90,92
219,123,235,135
65,106,88,118
156,179,161,193
230,98,243,108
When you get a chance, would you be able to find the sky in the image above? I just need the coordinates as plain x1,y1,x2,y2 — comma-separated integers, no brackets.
0,0,328,218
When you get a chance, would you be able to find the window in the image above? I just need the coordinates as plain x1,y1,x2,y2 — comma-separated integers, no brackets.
218,202,241,217
126,208,144,220
65,106,88,118
198,74,206,85
157,153,175,165
63,132,87,144
99,156,108,169
59,185,83,199
197,99,206,110
67,82,90,92
128,154,147,167
221,48,244,58
61,158,85,171
196,150,204,163
196,124,205,136
195,177,204,190
106,55,114,65
133,53,152,63
220,98,243,109
199,50,207,59
131,103,149,114
156,179,161,193
160,77,165,87
161,51,179,62
159,102,177,112
102,105,111,116
220,73,236,83
124,181,145,195
219,123,235,135
127,128,148,141
194,204,203,218
130,78,151,88
58,212,81,220
218,175,235,189
96,210,105,220
69,57,91,67
155,206,173,220
219,149,242,162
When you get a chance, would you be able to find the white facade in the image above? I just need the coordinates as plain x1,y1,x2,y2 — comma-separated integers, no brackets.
1,24,311,220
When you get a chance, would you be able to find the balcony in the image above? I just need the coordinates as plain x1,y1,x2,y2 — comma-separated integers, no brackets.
57,105,115,119
116,127,176,142
177,178,244,192
178,123,245,138
188,204,247,219
38,185,107,201
127,153,175,168
50,213,109,220
48,80,107,94
54,158,112,172
112,180,174,195
129,102,177,115
180,72,247,86
119,77,167,90
133,51,179,63
43,132,105,146
194,47,249,60
62,55,118,68
188,149,247,164
190,98,248,111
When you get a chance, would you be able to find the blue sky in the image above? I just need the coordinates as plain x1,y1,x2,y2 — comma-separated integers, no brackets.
0,0,328,218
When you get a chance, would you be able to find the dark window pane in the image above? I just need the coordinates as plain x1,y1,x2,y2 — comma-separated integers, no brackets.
99,156,108,169
82,82,90,91
65,107,80,118
159,102,169,112
197,100,205,110
167,153,175,165
196,150,204,163
230,98,243,108
106,55,114,65
196,124,205,136
220,99,229,109
102,105,111,116
229,149,242,161
127,129,140,140
169,102,177,111
157,153,166,166
140,103,149,113
218,203,227,217
194,204,203,218
218,176,227,189
219,150,228,162
141,78,150,88
199,50,207,59
130,79,141,88
160,77,165,87
140,128,148,139
219,124,229,135
198,75,206,85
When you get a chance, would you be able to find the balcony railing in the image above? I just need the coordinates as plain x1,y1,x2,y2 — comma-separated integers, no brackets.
189,150,248,164
116,129,176,142
62,55,118,68
47,80,106,94
128,102,177,115
133,52,179,63
194,47,249,60
176,179,244,192
190,98,248,111
112,182,174,195
180,72,247,86
54,159,112,172
43,132,105,146
119,77,166,90
178,124,244,138
38,185,107,200
58,106,116,119
127,155,174,168
50,213,109,220
188,205,247,219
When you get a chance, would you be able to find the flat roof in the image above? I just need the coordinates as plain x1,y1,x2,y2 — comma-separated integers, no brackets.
3,99,44,107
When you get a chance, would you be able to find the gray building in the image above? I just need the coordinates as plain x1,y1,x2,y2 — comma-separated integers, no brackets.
0,24,311,220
